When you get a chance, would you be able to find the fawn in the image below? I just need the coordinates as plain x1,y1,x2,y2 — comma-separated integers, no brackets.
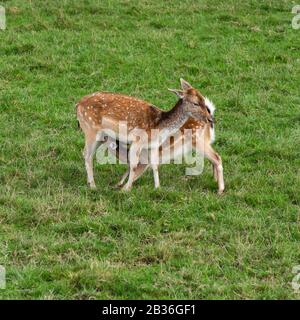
76,79,224,193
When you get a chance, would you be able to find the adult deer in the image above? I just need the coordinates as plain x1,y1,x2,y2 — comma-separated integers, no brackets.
76,79,224,193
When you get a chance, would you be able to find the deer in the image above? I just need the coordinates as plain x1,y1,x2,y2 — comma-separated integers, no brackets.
76,79,224,193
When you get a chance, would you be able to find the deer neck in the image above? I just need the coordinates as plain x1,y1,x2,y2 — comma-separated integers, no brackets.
155,100,189,143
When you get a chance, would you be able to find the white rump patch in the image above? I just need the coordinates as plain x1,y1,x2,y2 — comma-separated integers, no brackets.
204,97,215,115
204,97,216,144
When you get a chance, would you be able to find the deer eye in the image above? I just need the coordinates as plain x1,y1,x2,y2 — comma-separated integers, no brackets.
192,102,199,106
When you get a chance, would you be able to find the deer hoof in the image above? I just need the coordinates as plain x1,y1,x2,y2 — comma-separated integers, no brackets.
121,185,131,192
89,182,97,189
217,188,224,195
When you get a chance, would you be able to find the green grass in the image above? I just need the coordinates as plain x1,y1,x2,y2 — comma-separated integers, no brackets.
0,0,299,299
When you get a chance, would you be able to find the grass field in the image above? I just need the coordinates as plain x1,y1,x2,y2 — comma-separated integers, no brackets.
0,0,299,299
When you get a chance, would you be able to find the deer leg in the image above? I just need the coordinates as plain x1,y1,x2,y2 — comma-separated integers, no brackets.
84,134,102,189
133,164,149,182
152,164,160,188
109,139,149,188
115,168,130,188
204,145,224,194
121,166,137,191
116,163,149,188
194,142,224,194
122,141,142,191
212,163,218,181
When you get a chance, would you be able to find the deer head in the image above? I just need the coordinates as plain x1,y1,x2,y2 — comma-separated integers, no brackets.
168,78,214,123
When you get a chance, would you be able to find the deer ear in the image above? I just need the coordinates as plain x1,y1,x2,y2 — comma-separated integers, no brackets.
168,88,184,99
180,78,193,91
